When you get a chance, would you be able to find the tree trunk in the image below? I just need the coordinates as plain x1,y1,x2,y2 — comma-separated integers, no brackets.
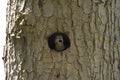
4,0,120,80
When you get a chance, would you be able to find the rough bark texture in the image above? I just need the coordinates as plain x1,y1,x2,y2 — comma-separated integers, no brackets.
4,0,120,80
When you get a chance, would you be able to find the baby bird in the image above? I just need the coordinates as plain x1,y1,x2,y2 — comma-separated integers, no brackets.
55,35,65,52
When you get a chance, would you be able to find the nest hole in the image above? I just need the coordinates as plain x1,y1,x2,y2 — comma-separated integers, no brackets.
47,32,70,52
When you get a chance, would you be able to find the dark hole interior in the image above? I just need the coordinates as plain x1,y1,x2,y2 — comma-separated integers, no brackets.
59,40,62,42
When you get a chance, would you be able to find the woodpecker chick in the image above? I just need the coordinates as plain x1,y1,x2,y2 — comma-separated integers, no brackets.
55,35,65,52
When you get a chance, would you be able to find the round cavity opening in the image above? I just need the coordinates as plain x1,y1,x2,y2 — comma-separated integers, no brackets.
47,32,70,52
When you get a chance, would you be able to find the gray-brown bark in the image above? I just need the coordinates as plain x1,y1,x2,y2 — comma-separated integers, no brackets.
4,0,120,80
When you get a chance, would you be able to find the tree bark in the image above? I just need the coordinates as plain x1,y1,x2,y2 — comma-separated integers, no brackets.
4,0,120,80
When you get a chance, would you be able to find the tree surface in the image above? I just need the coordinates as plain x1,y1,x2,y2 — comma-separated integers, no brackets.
4,0,120,80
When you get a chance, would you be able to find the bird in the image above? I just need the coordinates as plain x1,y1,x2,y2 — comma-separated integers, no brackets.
54,35,65,52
